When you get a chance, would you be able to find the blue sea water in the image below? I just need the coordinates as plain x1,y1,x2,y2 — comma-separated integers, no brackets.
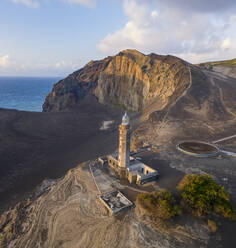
0,77,61,112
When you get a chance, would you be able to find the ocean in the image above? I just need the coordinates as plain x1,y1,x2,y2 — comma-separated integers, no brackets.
0,77,61,112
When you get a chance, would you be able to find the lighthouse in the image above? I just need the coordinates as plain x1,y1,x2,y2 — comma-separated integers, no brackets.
118,112,130,169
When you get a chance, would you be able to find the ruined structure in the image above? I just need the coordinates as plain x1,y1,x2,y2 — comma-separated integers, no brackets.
99,190,133,215
107,113,158,184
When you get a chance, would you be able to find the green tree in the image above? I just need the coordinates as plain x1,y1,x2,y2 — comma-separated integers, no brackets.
177,174,236,219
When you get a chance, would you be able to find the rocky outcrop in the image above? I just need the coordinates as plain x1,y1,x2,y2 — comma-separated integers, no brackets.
43,50,190,112
42,58,111,112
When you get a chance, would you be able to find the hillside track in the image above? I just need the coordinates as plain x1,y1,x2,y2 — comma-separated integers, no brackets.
154,66,192,138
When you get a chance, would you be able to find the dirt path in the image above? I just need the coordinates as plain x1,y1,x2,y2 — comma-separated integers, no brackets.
155,66,192,138
210,76,236,119
213,135,236,144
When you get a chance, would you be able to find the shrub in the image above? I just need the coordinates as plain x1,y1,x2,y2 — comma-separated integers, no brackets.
137,190,181,220
177,174,236,219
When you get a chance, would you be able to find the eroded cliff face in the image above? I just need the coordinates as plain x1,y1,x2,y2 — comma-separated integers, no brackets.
42,57,111,112
43,50,190,112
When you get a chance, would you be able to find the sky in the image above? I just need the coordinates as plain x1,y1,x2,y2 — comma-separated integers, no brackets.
0,0,236,76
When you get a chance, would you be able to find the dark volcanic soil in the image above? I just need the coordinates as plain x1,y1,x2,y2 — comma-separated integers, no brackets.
0,95,140,213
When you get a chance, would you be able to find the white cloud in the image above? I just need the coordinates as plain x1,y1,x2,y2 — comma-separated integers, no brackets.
12,0,39,8
222,38,231,50
151,10,158,19
98,0,236,63
0,54,80,76
0,55,13,67
60,0,96,7
52,60,77,70
20,60,79,74
11,0,96,8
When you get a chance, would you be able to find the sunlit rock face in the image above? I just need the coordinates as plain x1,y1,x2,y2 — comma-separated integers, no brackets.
43,49,190,112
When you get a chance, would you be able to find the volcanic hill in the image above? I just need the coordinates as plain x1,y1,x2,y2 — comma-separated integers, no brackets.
43,49,190,113
43,49,236,144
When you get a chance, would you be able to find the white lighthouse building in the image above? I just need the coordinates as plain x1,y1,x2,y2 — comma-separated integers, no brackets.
107,112,158,184
118,112,130,168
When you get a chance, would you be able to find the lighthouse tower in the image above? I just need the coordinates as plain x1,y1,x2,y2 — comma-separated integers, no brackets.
118,112,130,171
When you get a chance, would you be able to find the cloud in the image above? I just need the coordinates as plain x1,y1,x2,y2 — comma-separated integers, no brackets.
60,0,96,7
11,0,96,8
222,38,231,50
151,10,158,19
0,54,81,76
98,0,236,63
52,60,78,71
11,0,39,8
154,0,236,13
0,55,13,67
23,60,79,74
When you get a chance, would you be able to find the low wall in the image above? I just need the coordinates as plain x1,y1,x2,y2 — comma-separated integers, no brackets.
177,141,220,158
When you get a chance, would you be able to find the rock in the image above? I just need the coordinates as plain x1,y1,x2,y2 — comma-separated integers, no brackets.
43,49,190,112
43,57,111,112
